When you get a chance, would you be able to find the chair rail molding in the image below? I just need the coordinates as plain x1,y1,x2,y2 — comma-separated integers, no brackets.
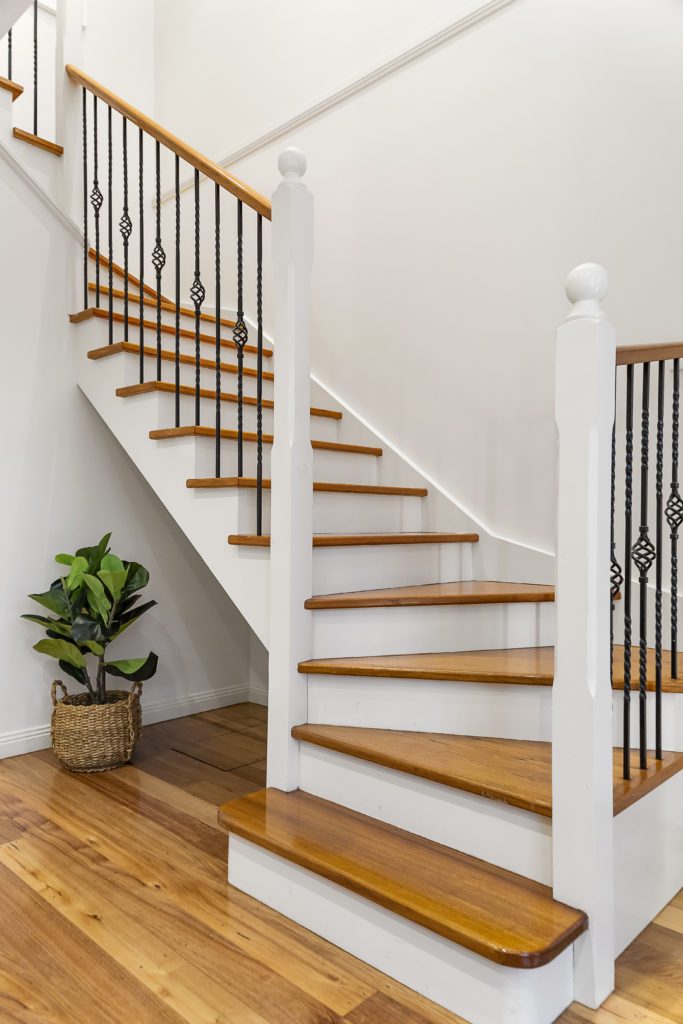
158,0,521,207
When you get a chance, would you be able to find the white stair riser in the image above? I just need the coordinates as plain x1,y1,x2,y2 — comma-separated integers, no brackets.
307,676,683,746
228,838,572,1024
612,691,683,751
311,602,555,658
116,352,274,398
232,490,425,535
298,741,552,884
307,675,551,740
76,312,266,372
312,541,474,593
192,435,379,484
153,391,340,441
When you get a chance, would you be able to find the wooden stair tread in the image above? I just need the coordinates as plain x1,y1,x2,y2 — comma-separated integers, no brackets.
114,380,341,420
87,282,238,329
305,580,555,610
72,306,272,358
229,532,479,548
12,127,63,155
87,340,274,381
218,788,587,968
0,76,23,101
150,425,380,456
292,725,683,817
187,478,428,496
89,248,165,302
298,646,554,682
296,645,683,690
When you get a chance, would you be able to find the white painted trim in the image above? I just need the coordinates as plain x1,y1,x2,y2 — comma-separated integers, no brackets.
311,371,554,559
0,683,250,759
0,135,81,241
158,0,521,206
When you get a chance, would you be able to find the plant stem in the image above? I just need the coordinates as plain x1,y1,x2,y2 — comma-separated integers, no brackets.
96,656,106,703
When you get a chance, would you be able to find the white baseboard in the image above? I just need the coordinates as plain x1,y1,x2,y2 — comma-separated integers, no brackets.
248,683,269,707
0,683,252,760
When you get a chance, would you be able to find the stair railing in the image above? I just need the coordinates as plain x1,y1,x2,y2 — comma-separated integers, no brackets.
3,0,41,137
554,263,683,1008
66,64,272,535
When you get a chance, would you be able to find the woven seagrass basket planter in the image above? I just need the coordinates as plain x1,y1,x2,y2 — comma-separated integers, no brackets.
50,680,143,772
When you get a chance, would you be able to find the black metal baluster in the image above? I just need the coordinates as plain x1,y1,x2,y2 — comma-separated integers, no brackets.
632,363,656,771
138,128,144,383
611,411,623,686
91,96,102,307
666,359,682,678
191,169,205,426
82,87,88,310
107,104,113,345
120,116,132,342
32,0,37,136
233,200,247,476
215,184,221,476
655,362,665,760
256,214,263,535
623,365,634,780
175,156,181,428
7,29,12,81
151,141,165,381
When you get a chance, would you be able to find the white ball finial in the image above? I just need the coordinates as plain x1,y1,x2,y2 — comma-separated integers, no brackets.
278,147,307,181
564,263,608,321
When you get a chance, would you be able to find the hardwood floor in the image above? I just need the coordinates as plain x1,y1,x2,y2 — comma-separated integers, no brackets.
0,703,680,1023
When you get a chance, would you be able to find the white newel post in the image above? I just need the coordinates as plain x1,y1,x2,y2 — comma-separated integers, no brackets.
267,148,314,791
553,263,616,1007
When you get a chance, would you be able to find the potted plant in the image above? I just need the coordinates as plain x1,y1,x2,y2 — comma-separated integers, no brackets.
22,533,158,772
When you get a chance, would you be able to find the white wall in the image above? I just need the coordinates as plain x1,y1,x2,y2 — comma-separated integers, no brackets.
0,152,266,757
153,0,683,555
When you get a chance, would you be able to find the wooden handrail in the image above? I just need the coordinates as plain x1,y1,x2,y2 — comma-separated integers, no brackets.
65,64,272,220
617,342,683,366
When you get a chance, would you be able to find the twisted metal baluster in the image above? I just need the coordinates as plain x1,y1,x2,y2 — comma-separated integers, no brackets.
7,29,12,81
611,413,623,686
175,156,181,428
256,214,263,535
655,363,665,759
120,116,132,342
190,169,205,426
233,200,248,477
215,184,221,476
107,104,113,345
623,364,634,780
82,87,88,310
666,359,683,678
138,128,144,383
91,96,103,307
632,363,656,770
151,141,165,381
32,0,37,136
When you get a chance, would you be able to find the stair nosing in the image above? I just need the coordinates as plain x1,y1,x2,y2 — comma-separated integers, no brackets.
219,788,588,968
114,380,341,419
229,532,479,548
304,580,556,610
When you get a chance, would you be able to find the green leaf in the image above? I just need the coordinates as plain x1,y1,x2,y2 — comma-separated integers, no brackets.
98,554,128,601
71,614,107,647
44,623,74,640
75,533,112,573
28,587,71,618
81,640,104,655
34,638,86,669
106,651,158,682
55,553,75,566
22,613,58,628
66,556,89,593
58,659,90,688
122,562,149,597
82,574,111,623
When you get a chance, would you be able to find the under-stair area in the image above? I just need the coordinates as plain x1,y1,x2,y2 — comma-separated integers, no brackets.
2,5,683,1023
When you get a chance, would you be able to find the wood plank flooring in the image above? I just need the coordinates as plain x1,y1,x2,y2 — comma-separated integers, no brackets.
0,702,680,1023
